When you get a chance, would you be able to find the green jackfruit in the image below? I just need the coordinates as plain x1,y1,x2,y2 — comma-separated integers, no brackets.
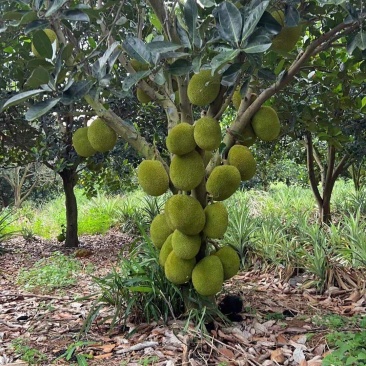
172,230,201,260
136,88,152,104
166,123,196,155
194,117,221,151
130,59,149,71
137,160,169,196
206,165,241,201
72,127,97,157
187,70,221,106
227,145,256,181
192,256,224,296
271,10,302,54
232,90,242,110
165,195,205,235
159,234,173,267
165,251,196,285
170,151,205,191
87,118,117,153
240,124,257,147
214,246,240,280
251,106,281,141
150,213,173,249
32,29,58,58
203,202,228,239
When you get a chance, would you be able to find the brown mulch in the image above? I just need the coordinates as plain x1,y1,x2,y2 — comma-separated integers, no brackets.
1,231,365,366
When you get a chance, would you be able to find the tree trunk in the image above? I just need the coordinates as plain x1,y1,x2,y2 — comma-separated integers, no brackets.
59,168,79,247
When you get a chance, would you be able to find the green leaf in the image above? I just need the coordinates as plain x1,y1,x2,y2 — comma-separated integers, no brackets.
1,89,44,111
211,49,240,74
32,30,53,59
24,20,49,34
199,0,215,7
25,98,61,121
242,35,271,53
184,0,201,48
146,41,181,53
149,12,162,31
122,70,151,91
241,0,270,43
167,59,192,76
216,1,242,47
221,63,242,86
45,0,68,17
61,9,90,22
258,68,276,80
285,6,300,27
62,80,94,105
122,37,153,65
25,66,50,88
316,0,346,6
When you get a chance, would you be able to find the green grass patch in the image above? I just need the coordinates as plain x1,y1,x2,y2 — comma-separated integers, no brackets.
11,338,47,365
16,251,82,293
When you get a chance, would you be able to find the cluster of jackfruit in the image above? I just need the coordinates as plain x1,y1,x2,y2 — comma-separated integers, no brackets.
137,116,247,297
72,118,118,157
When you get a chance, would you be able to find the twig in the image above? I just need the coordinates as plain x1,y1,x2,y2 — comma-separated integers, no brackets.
2,293,70,300
115,341,159,354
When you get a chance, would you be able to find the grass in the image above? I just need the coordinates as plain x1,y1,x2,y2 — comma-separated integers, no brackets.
16,251,83,293
11,338,47,365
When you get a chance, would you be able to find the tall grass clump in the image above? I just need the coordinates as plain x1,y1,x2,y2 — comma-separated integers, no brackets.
0,208,18,253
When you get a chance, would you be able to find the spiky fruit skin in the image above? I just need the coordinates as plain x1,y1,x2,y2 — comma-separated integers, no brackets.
206,165,241,201
214,246,240,280
203,202,228,239
31,29,58,58
240,124,257,147
165,195,205,235
166,123,196,155
170,151,205,191
137,160,169,196
136,88,152,104
165,251,196,285
194,117,221,151
87,118,117,152
251,106,281,141
72,127,97,157
172,230,201,260
232,90,242,110
192,256,224,296
159,234,173,267
130,59,149,71
187,70,221,106
228,145,256,181
150,213,173,249
271,10,302,54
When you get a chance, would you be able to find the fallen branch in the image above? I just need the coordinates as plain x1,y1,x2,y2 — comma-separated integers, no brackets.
115,341,159,354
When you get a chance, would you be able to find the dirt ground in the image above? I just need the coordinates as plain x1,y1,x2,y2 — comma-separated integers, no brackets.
1,231,365,366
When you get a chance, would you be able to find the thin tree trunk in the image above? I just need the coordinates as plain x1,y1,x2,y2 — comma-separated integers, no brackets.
60,168,79,248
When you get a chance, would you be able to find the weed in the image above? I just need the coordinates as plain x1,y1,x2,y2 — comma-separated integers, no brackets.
11,338,47,365
0,208,17,253
138,355,159,365
54,340,94,365
17,251,82,293
264,312,286,321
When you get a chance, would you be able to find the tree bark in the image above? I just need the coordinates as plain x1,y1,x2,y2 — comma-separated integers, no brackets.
59,168,79,248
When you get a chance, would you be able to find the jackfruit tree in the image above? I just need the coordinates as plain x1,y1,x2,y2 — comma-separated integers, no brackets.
1,0,365,299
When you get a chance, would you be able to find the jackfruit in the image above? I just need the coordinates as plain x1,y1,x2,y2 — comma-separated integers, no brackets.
165,195,205,235
150,213,173,249
251,106,281,141
194,117,221,151
271,10,302,54
214,246,240,280
187,70,221,106
206,165,241,201
172,230,201,260
203,202,228,239
166,123,196,155
137,160,169,196
31,29,58,58
170,151,205,191
192,256,224,296
136,88,152,104
165,251,196,285
227,145,256,181
130,59,149,71
240,124,257,147
72,127,97,157
87,118,117,152
159,234,173,267
232,90,242,110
